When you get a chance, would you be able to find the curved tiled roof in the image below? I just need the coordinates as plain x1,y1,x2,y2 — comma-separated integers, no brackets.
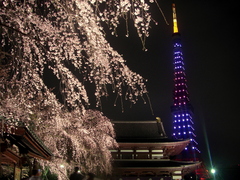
112,120,189,143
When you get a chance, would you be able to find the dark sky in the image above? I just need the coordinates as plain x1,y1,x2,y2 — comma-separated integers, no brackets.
98,0,239,172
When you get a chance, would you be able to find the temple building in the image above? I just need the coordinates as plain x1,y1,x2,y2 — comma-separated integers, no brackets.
0,116,52,179
110,119,200,180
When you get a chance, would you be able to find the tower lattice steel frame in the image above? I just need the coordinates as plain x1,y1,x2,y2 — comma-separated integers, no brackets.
171,3,200,161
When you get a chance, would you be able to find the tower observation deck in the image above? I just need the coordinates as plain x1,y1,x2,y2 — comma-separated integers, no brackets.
171,3,200,161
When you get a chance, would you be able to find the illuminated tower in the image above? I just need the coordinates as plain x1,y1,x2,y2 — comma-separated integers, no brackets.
171,3,200,160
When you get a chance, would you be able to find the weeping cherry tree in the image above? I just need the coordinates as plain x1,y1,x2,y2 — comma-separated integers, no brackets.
0,0,164,179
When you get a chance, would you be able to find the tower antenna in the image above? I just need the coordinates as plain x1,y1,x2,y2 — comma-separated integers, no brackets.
172,3,179,33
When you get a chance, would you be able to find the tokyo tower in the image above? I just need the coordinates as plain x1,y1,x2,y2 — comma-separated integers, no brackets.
170,4,210,179
171,3,200,161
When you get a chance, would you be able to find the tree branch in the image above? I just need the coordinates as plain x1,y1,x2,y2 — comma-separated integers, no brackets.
0,23,29,36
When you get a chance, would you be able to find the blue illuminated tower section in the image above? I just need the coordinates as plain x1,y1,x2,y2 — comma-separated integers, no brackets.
171,4,200,160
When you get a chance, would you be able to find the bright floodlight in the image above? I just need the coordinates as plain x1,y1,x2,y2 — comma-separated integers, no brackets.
211,168,216,174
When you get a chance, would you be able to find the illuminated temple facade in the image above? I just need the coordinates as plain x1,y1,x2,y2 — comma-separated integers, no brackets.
110,120,200,180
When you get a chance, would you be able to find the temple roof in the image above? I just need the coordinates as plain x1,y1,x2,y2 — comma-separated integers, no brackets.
113,120,166,138
1,117,52,165
112,120,190,156
113,120,189,143
5,125,53,160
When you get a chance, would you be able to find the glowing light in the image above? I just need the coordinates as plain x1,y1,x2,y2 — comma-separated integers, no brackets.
211,169,216,174
173,2,179,34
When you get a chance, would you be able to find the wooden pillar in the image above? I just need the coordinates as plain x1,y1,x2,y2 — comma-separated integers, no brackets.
14,165,22,180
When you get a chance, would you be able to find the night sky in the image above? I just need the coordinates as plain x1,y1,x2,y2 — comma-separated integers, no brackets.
95,0,239,173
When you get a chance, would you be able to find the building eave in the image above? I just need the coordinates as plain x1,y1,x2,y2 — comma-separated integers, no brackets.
113,160,201,177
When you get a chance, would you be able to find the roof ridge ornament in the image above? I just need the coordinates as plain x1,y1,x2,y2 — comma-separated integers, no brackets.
156,117,167,138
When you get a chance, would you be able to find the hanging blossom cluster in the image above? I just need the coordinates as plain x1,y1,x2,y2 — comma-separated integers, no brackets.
0,0,159,178
37,109,118,179
91,0,156,48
